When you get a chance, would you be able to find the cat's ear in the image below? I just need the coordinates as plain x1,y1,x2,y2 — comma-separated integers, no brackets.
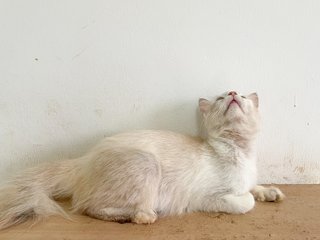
248,93,259,108
199,98,211,113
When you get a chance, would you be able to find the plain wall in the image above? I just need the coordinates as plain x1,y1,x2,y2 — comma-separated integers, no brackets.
1,0,320,183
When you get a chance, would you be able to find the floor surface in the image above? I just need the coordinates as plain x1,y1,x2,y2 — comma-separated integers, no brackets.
0,185,319,240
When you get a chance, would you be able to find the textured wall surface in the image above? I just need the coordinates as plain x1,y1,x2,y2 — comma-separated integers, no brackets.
1,1,320,183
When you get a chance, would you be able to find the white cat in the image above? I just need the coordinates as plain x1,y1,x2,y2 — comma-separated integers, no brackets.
0,91,284,229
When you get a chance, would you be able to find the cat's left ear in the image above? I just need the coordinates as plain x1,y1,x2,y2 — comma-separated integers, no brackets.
247,93,259,108
199,98,211,113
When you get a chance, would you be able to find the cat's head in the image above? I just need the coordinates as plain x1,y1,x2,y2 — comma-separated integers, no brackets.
199,91,260,143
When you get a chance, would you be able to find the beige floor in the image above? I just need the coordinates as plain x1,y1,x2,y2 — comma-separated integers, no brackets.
0,185,319,240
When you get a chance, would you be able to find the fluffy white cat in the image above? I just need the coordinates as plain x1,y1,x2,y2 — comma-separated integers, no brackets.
0,91,284,229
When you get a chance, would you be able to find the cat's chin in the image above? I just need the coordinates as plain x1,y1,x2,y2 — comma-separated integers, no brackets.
225,106,244,120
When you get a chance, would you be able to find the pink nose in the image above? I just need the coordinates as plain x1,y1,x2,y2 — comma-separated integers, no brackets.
228,91,237,96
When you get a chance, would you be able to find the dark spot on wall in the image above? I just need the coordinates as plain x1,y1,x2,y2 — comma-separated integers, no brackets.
46,100,61,116
294,166,305,174
94,109,103,118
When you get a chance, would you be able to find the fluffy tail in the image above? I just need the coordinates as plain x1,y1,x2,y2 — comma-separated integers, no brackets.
0,158,82,230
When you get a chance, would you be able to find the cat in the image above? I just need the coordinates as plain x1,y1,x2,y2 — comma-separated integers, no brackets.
0,91,284,229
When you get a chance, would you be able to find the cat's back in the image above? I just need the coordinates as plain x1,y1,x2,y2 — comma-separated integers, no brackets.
93,130,205,159
103,129,203,146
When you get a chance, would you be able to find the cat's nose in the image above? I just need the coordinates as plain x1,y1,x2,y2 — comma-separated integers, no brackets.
228,91,237,96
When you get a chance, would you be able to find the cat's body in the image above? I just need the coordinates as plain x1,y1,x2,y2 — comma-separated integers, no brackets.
75,130,257,218
0,91,284,229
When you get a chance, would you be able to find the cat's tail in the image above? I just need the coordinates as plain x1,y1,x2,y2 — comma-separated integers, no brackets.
0,158,83,230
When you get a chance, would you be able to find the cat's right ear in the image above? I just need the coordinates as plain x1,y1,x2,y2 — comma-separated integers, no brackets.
199,98,211,114
247,93,259,108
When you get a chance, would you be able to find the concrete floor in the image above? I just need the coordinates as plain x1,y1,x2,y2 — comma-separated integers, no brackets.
0,185,319,240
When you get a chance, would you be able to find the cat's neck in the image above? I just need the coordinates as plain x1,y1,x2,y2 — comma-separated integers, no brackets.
206,129,256,156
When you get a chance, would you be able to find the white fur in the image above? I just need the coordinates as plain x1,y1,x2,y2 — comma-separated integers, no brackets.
0,91,284,229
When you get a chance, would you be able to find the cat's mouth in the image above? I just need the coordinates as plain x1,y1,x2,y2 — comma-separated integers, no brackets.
225,98,244,114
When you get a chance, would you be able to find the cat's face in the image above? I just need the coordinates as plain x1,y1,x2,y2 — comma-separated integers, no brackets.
199,91,260,138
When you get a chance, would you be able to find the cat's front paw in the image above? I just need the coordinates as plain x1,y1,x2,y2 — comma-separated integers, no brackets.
252,185,285,202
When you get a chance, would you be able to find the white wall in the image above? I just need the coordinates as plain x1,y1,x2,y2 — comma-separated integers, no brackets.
1,0,320,183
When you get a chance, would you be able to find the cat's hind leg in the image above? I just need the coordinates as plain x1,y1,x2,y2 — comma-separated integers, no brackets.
251,185,285,202
82,149,160,224
86,207,157,224
86,207,133,223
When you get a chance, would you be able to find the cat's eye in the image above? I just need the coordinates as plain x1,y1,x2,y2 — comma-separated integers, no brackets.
216,97,224,101
241,96,246,99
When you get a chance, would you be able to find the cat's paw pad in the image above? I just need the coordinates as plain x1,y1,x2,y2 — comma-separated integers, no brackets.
132,210,157,224
254,186,285,202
